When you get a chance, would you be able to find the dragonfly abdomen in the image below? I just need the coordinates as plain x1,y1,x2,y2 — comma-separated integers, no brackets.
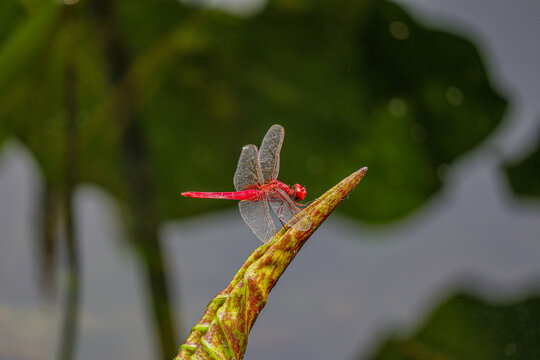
182,189,259,200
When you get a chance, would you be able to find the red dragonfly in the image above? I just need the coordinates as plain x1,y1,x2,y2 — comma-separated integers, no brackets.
182,124,312,242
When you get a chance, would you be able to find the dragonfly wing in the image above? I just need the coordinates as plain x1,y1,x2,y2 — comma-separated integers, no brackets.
234,144,264,191
259,124,284,183
239,197,275,243
268,188,312,231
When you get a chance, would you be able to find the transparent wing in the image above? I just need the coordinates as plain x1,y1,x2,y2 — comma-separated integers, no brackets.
258,124,284,183
239,197,275,243
234,144,264,191
268,188,312,231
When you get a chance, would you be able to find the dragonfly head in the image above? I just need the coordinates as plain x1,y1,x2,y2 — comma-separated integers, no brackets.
291,183,307,201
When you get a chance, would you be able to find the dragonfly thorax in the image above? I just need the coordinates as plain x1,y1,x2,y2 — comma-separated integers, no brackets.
264,181,306,201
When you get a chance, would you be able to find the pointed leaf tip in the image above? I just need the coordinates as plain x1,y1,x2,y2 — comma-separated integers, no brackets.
175,167,368,360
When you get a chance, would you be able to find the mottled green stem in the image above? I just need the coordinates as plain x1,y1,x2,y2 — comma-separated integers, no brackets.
175,167,368,360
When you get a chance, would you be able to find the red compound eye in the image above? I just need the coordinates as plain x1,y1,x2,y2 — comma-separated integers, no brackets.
292,184,307,201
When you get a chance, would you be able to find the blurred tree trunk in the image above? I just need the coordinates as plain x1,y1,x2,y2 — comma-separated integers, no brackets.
89,1,178,359
58,6,81,360
38,182,58,295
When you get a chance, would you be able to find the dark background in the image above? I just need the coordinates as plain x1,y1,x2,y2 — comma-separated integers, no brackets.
0,0,539,359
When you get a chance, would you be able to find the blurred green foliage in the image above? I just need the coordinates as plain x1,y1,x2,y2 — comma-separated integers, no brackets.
505,130,540,199
368,293,540,360
0,0,506,224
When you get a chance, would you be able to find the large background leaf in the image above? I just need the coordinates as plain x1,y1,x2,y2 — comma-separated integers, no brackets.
0,0,506,223
117,0,506,222
368,292,540,360
505,129,540,199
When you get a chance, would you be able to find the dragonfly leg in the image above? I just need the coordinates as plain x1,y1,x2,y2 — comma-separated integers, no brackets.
276,202,286,226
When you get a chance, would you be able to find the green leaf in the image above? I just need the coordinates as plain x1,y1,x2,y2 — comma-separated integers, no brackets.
0,2,59,91
176,168,368,360
135,0,506,223
505,130,540,199
368,293,540,360
0,0,506,224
